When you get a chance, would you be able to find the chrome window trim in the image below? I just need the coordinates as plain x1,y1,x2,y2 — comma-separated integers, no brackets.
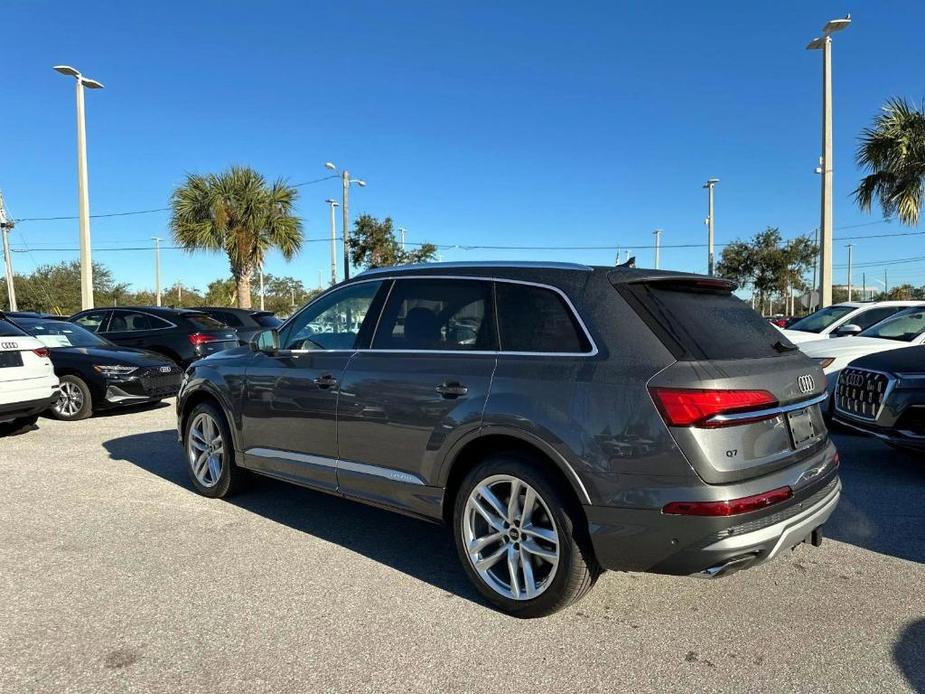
833,367,896,422
245,447,426,486
105,308,178,332
705,392,828,424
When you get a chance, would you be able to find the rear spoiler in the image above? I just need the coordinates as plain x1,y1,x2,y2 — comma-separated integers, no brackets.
608,269,738,292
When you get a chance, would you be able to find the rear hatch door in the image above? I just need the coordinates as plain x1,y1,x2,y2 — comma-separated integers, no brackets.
612,272,830,484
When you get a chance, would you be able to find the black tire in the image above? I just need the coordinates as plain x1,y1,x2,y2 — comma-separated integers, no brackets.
183,401,249,498
50,375,93,421
453,454,600,618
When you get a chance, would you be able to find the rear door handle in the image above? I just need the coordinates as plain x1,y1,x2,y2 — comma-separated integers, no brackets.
436,382,468,398
314,374,338,389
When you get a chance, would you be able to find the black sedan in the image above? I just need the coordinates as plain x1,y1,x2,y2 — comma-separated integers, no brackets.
192,307,282,345
10,317,182,421
69,306,238,367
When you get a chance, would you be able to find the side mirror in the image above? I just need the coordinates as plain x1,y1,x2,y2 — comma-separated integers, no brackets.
835,324,862,337
250,328,280,353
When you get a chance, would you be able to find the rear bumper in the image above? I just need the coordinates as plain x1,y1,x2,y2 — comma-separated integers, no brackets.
585,472,841,576
0,392,59,423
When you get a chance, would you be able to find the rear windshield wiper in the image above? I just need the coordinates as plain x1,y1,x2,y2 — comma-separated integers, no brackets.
773,340,798,352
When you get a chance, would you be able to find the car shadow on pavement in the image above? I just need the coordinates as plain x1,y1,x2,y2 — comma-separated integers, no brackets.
103,430,483,605
895,619,925,693
825,432,925,565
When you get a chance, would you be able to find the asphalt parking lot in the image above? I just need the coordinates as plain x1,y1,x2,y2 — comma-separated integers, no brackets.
1,402,923,693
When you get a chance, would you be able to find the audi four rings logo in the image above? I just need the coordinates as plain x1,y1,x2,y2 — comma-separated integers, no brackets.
844,372,867,387
1,342,18,349
159,366,172,373
798,374,815,394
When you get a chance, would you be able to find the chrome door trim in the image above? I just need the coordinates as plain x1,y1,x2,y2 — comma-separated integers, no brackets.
245,447,426,486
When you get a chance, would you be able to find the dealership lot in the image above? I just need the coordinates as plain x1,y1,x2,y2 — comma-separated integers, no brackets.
1,403,923,693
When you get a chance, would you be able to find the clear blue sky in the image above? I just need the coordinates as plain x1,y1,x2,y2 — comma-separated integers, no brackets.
3,1,924,295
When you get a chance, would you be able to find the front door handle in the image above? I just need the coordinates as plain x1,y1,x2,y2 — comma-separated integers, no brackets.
314,374,338,389
436,382,468,398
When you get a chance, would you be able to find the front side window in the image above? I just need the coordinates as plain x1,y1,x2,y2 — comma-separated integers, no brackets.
852,306,903,331
496,282,591,353
860,309,925,342
373,279,496,351
283,281,384,350
73,310,110,333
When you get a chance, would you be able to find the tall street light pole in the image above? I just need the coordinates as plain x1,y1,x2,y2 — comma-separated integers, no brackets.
703,178,719,276
807,14,851,308
399,227,407,251
0,192,17,312
653,229,662,269
54,65,104,310
325,198,339,285
324,162,366,281
152,237,162,306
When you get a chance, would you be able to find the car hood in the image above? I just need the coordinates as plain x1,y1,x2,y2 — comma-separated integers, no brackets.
850,344,925,373
781,329,830,344
799,335,911,360
51,345,176,367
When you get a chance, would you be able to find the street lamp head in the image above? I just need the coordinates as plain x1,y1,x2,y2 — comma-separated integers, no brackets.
324,162,337,170
823,15,851,34
53,65,80,77
353,180,367,187
324,198,339,206
703,178,719,188
81,78,104,89
805,36,827,50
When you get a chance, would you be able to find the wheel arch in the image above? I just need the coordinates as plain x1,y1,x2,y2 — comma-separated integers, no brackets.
178,385,241,454
439,428,592,524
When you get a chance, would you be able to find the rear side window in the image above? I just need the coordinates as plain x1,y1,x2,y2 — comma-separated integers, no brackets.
185,313,227,330
254,313,282,328
373,279,497,351
216,311,243,327
0,318,26,337
496,283,591,353
621,282,791,360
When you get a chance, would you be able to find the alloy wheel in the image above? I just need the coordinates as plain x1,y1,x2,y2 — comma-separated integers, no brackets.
462,474,560,601
187,412,224,488
55,381,84,418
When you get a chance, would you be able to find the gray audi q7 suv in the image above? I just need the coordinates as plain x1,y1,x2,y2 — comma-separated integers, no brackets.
176,261,841,617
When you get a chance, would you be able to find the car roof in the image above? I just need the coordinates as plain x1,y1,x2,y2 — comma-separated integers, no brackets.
357,261,594,277
194,306,271,316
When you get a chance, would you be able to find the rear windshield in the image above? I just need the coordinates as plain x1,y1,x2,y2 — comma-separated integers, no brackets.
254,313,282,328
184,313,228,330
620,283,794,360
787,305,855,333
0,318,27,337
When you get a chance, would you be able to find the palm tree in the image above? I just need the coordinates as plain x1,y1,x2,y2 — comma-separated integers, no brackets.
170,166,303,308
854,98,925,226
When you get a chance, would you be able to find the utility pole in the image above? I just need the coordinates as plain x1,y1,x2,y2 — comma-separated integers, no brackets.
811,227,819,311
54,66,104,310
325,198,339,285
0,192,17,312
177,282,182,305
653,229,661,269
862,272,866,301
846,244,854,301
884,269,889,296
324,163,365,281
290,288,295,308
807,15,852,307
703,178,719,276
399,227,406,251
152,237,161,306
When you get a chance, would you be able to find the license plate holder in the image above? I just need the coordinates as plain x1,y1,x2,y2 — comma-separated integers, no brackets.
787,407,816,448
0,351,23,368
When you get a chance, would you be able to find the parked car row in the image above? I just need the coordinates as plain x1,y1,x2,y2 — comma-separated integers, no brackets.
0,306,279,424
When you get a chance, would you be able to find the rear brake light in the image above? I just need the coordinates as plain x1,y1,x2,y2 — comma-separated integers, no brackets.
663,486,792,516
188,333,219,346
31,347,50,359
649,387,778,428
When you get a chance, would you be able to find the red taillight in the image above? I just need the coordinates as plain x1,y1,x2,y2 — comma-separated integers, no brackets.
663,486,793,516
31,347,50,359
188,333,219,346
648,387,778,428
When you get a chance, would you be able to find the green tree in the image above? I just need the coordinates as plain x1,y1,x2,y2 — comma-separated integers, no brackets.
348,214,438,271
1,260,129,315
854,98,925,226
170,166,303,309
716,227,817,308
202,278,239,307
